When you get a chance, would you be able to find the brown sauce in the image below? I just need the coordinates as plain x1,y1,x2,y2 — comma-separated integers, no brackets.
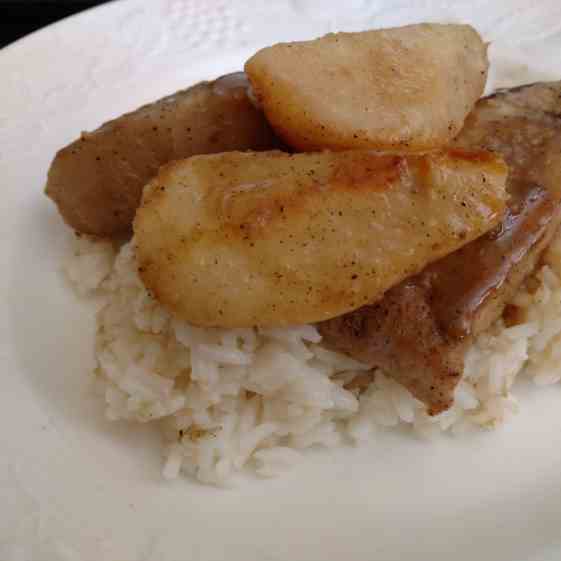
423,181,556,338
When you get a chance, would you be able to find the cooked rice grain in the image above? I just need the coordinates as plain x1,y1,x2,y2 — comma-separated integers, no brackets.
66,234,561,485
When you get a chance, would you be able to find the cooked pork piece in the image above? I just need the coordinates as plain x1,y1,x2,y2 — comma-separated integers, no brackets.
45,72,280,237
318,82,561,415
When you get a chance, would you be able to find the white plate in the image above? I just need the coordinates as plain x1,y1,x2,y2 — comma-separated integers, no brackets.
3,1,561,559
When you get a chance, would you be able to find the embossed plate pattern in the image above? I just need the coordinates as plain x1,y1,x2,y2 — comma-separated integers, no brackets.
3,1,561,559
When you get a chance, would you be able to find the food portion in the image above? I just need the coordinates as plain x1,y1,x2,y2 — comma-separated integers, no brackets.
72,199,561,484
318,82,561,415
48,17,561,486
45,72,280,237
245,24,488,151
134,149,507,328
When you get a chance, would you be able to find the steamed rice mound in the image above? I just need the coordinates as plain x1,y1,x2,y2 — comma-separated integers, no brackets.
66,233,561,485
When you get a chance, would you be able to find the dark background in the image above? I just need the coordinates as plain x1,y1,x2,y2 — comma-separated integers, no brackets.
1,0,111,48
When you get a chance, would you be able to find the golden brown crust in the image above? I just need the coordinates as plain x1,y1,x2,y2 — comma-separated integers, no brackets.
134,148,507,328
245,24,488,151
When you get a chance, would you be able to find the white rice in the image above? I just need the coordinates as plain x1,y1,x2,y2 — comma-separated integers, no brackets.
65,232,561,486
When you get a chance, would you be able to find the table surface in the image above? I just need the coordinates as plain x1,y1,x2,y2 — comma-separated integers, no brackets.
1,1,110,48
